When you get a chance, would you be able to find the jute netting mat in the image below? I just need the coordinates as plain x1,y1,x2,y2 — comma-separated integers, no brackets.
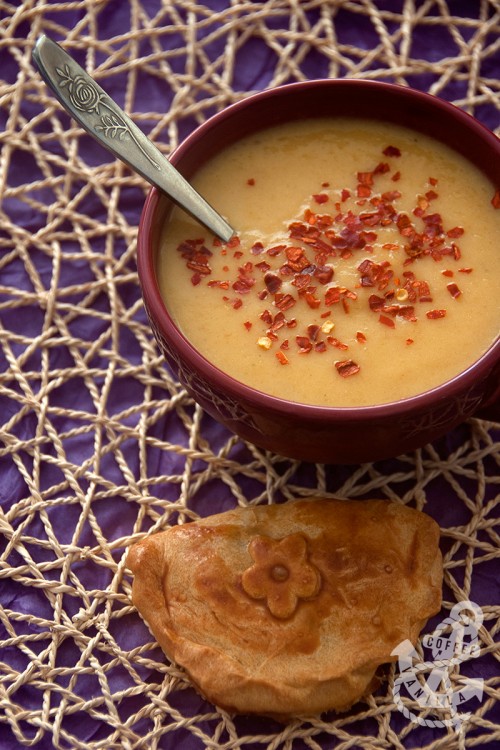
0,1,499,748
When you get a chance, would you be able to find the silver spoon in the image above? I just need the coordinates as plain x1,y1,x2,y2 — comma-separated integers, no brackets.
32,35,234,242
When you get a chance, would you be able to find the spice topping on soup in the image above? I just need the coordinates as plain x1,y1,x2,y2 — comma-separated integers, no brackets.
159,119,500,406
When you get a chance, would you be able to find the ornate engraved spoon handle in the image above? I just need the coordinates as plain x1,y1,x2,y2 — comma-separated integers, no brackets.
32,35,234,242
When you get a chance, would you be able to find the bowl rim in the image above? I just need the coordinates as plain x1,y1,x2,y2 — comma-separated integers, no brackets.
137,79,500,421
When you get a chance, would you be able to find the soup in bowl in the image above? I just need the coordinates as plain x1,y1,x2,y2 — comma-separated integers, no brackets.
137,80,500,464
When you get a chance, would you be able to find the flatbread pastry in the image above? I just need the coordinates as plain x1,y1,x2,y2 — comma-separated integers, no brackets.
128,498,442,718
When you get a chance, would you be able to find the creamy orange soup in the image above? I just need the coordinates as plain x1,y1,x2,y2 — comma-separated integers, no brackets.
158,118,500,407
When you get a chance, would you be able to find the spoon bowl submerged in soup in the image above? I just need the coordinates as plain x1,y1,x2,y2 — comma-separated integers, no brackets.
138,80,500,463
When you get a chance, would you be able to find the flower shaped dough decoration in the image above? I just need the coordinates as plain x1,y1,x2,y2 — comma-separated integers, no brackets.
241,533,321,619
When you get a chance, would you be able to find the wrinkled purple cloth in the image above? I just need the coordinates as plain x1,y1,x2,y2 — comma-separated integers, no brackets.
0,1,499,749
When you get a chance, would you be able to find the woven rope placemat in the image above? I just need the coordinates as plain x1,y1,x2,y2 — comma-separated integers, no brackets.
0,1,499,748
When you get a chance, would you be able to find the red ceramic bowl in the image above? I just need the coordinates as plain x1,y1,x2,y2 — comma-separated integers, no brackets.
137,80,500,464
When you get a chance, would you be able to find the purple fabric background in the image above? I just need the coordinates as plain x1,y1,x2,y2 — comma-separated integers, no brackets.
0,1,499,748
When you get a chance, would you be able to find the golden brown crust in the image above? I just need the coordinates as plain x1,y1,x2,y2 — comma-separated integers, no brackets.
127,498,442,718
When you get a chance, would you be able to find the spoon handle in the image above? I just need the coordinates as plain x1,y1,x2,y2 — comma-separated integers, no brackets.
32,35,234,242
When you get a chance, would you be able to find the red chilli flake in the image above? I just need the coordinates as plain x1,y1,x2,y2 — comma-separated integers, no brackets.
328,337,349,351
379,314,395,328
335,359,360,378
255,260,271,272
307,324,320,341
383,145,401,157
303,292,322,309
491,188,500,209
247,178,255,186
314,265,334,284
232,276,255,293
446,282,461,299
368,294,385,312
325,286,357,306
447,226,464,238
382,190,401,202
296,336,312,353
313,193,329,204
426,309,446,319
274,293,296,311
356,331,367,343
269,311,286,333
251,241,265,255
207,279,230,289
358,259,393,290
276,351,289,365
357,172,374,187
285,246,310,272
186,258,211,275
267,245,286,257
357,184,371,198
264,272,282,293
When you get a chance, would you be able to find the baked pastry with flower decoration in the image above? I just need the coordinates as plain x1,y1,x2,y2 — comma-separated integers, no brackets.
127,498,442,718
